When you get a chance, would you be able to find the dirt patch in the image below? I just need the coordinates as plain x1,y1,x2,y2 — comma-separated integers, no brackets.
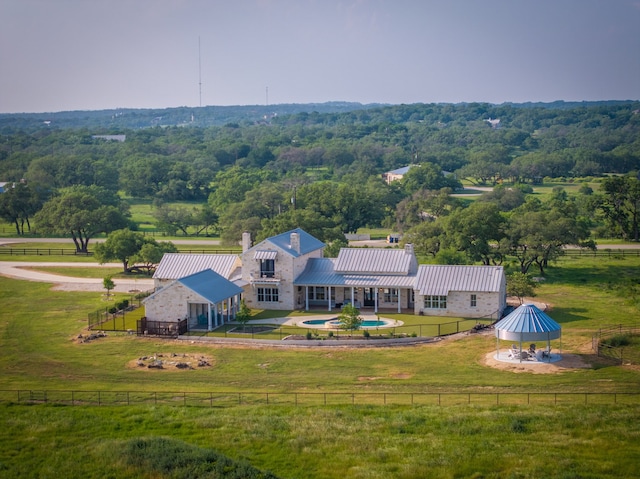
482,351,591,374
127,352,214,371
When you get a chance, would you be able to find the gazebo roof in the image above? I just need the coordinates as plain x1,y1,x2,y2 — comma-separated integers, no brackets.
494,303,561,342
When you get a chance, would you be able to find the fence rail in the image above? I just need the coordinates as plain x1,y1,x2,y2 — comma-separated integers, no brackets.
0,389,637,407
592,324,640,365
0,248,93,256
563,249,640,257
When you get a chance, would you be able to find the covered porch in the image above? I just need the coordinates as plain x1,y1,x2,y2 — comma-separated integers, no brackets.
297,284,415,314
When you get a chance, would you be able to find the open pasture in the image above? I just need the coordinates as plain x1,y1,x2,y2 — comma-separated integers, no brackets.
0,253,639,478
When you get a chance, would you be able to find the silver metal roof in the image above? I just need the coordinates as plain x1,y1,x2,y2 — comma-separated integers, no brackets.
415,265,504,296
153,253,239,280
295,258,417,288
254,250,278,260
495,303,561,341
334,248,416,275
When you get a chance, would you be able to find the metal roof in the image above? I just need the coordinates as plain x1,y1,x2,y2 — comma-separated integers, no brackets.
178,269,244,304
334,247,417,275
295,258,417,288
256,228,325,258
153,253,239,280
495,304,561,341
415,265,504,296
254,250,278,260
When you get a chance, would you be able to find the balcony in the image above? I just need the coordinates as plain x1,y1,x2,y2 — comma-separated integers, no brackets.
249,271,282,284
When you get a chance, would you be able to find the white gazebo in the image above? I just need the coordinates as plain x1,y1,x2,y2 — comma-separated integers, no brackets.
494,303,562,363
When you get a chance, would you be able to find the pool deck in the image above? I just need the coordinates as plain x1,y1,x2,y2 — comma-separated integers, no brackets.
246,313,403,329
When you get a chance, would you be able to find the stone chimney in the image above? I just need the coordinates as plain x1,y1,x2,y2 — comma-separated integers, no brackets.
404,243,414,256
242,232,252,253
290,232,300,254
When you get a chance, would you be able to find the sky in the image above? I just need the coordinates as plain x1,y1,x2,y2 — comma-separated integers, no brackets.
1,0,639,113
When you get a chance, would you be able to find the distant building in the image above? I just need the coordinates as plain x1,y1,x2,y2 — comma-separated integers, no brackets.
382,165,414,184
0,182,8,193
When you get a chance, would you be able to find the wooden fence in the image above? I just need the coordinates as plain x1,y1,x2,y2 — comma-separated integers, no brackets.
0,389,638,407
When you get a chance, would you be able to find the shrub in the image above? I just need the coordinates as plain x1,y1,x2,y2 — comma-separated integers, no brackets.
602,334,632,348
363,330,370,338
306,331,312,340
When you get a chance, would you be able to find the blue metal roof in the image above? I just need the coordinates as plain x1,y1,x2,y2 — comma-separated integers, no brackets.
495,304,561,341
178,269,243,304
262,228,325,257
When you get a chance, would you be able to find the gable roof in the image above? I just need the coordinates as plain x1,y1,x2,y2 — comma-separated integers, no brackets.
294,257,417,288
334,247,417,275
177,269,244,304
415,265,504,296
252,228,325,258
153,253,239,280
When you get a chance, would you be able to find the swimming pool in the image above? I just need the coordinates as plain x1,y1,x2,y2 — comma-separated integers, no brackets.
299,318,395,329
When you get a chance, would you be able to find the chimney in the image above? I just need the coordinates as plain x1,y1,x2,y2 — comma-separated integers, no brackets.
242,232,252,253
290,232,300,254
404,243,414,256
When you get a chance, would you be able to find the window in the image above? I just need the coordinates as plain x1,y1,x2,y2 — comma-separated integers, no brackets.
314,287,325,301
260,259,275,278
383,288,398,303
470,294,477,307
257,287,279,302
424,295,447,309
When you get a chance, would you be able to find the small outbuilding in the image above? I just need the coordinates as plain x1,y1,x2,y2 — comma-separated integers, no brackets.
494,303,562,363
144,269,244,331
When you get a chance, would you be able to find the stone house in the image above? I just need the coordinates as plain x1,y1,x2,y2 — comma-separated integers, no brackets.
146,228,507,328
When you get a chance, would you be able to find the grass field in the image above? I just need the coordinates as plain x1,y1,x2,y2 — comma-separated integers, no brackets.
1,253,639,478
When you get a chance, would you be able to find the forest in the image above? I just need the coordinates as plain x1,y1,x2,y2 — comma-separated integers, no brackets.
1,101,639,273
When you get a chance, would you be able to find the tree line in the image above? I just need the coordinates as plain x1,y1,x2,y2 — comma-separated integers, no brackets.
0,102,639,271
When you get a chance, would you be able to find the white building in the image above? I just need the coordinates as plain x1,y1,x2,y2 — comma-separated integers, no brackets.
146,228,507,327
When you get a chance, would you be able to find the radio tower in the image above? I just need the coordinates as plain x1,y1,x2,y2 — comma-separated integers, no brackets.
198,36,202,107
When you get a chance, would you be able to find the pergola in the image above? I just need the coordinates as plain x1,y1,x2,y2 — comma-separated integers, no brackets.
494,303,561,362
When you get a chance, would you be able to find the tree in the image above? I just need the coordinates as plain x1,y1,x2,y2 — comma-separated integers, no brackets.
103,276,115,299
598,175,640,241
135,241,178,274
235,300,252,331
34,186,130,253
507,272,537,304
0,182,45,235
401,162,461,195
337,303,363,333
94,228,176,274
441,202,505,265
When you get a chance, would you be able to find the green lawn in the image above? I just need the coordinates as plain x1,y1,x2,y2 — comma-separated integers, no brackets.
1,254,639,478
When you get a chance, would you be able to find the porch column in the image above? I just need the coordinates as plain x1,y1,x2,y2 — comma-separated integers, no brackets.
398,289,402,313
328,286,332,312
351,287,355,305
207,303,213,331
214,303,219,327
374,287,378,313
305,286,309,311
227,298,231,322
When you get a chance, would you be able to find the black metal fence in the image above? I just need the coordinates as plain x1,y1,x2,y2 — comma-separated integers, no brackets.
137,318,188,337
87,293,150,331
186,319,495,341
0,389,637,407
